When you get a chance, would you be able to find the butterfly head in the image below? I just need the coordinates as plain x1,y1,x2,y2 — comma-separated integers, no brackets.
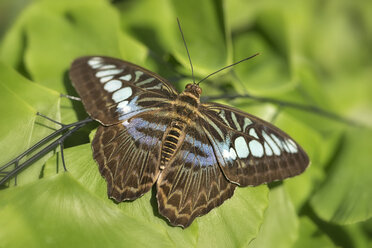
185,83,202,98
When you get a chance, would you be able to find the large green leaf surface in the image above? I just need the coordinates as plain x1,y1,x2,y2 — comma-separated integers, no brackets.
1,0,123,93
0,62,59,185
117,0,230,78
311,128,372,224
292,217,335,248
0,0,371,247
0,173,173,248
248,185,298,248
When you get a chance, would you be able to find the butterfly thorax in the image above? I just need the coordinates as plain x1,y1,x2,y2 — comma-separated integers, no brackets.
174,83,202,118
159,84,202,169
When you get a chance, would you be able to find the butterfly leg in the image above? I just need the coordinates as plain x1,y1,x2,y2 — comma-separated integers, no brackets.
0,117,93,186
60,93,81,102
59,142,67,172
14,161,18,186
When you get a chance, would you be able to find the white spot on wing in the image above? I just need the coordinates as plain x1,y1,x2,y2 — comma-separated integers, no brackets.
134,71,143,82
100,64,116,69
104,80,122,93
88,57,102,66
95,69,123,78
223,149,229,157
222,147,238,160
249,128,259,139
262,131,281,155
242,117,252,131
282,141,291,153
146,84,162,90
136,77,155,86
112,87,132,103
229,147,237,160
219,110,230,126
264,142,273,156
286,139,298,153
271,134,284,150
118,100,129,109
234,136,249,158
249,140,264,157
100,76,113,83
117,100,131,113
91,64,102,69
231,112,241,131
120,74,132,81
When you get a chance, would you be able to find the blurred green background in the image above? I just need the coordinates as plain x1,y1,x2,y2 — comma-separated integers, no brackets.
0,0,371,247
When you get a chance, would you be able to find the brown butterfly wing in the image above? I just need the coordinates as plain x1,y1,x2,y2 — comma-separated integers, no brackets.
93,111,171,201
156,121,236,228
69,56,178,125
200,102,309,186
70,56,179,200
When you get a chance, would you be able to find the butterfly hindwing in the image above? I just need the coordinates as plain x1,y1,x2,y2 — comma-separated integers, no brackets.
200,102,309,187
69,56,178,125
92,111,171,201
157,122,236,228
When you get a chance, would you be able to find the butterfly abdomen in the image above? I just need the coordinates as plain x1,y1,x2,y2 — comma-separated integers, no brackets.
160,121,186,169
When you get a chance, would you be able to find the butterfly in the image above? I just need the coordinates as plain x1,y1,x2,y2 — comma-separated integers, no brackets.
69,55,309,228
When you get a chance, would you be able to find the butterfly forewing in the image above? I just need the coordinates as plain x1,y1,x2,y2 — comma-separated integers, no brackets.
200,102,309,186
69,56,178,125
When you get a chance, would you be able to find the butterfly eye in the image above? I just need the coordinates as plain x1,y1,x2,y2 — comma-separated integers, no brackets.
185,83,192,89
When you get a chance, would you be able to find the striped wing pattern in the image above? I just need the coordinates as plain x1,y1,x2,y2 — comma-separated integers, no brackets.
69,56,178,125
69,56,309,228
93,112,170,200
157,123,236,227
200,102,309,186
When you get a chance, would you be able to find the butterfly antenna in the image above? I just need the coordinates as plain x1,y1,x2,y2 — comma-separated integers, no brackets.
197,53,260,85
177,18,196,84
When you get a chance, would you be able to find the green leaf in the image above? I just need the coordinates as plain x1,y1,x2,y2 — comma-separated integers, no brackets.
196,186,268,248
25,0,122,93
233,32,293,94
311,127,372,224
117,0,230,77
292,217,335,248
343,222,372,248
115,0,179,78
170,0,232,75
1,0,148,125
1,0,123,93
0,62,59,185
0,173,173,248
248,185,298,248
